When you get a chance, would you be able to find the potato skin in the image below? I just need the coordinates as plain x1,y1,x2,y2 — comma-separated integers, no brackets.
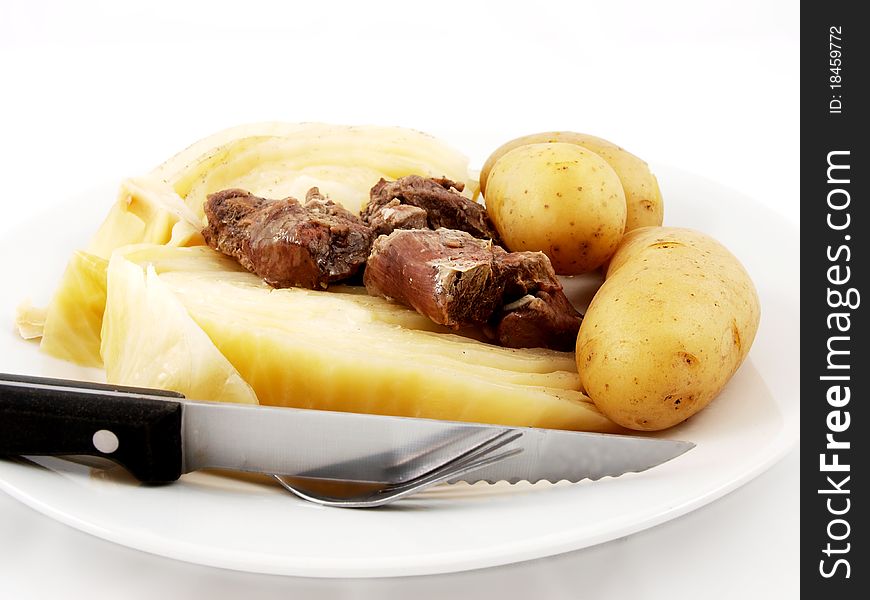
576,227,760,431
486,142,626,275
480,132,663,231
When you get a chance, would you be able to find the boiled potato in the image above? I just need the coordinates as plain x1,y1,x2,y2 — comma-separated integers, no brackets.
576,227,761,431
485,142,626,274
480,132,663,231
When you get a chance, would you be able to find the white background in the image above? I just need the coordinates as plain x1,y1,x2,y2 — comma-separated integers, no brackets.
0,1,799,598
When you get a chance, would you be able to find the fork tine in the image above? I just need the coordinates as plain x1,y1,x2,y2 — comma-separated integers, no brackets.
371,447,524,503
273,430,525,508
275,446,523,508
367,430,523,496
362,431,523,494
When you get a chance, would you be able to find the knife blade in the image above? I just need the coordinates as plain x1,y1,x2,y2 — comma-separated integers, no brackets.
0,374,693,486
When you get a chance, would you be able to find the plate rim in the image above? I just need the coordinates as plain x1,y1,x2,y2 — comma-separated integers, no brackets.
0,164,800,577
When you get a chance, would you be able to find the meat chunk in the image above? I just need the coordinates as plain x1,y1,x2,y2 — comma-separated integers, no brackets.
364,198,429,234
363,229,502,328
364,229,580,350
362,175,501,241
202,188,373,289
492,252,583,350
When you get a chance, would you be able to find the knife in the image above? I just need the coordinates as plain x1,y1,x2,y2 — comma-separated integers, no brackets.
0,373,693,490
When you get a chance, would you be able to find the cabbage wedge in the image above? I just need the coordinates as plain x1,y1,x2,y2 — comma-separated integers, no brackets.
102,245,617,432
38,251,108,367
150,122,479,218
101,253,257,404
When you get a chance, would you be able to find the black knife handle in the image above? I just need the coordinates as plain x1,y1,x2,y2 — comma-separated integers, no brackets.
0,375,184,483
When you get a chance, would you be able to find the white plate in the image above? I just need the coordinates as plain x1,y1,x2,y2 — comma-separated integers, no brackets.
0,166,799,578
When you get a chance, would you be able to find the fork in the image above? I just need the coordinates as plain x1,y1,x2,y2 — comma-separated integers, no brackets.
273,430,524,508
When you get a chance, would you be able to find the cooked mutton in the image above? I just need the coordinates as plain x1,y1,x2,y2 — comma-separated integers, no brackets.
364,228,581,350
362,175,501,241
202,188,374,290
491,251,584,351
364,228,503,328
